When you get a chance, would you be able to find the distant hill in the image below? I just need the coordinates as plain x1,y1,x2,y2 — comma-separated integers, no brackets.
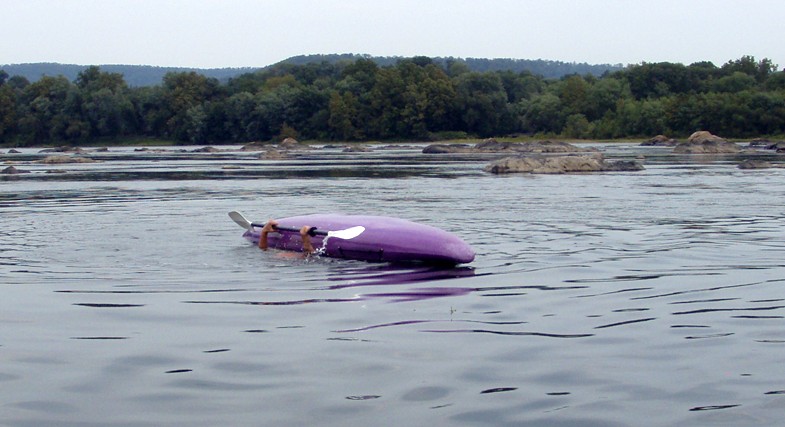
0,63,260,87
1,55,625,86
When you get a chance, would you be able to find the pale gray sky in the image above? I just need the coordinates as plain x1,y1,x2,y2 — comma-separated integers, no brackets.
3,0,783,69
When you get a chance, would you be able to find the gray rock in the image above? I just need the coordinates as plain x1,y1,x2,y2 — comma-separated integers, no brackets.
747,138,772,148
241,141,267,151
765,141,785,151
422,144,473,154
38,155,98,164
738,160,772,169
2,165,30,174
279,137,310,150
342,145,371,153
259,149,288,160
191,146,221,153
376,144,419,150
673,141,741,154
688,131,727,144
38,146,86,154
641,135,679,146
673,131,740,154
602,160,646,172
485,154,644,174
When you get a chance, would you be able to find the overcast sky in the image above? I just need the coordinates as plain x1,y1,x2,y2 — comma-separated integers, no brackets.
3,0,784,70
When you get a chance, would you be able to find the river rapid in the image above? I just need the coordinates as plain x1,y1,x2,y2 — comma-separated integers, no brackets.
1,142,784,426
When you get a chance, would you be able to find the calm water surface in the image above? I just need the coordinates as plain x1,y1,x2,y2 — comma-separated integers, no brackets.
2,143,785,426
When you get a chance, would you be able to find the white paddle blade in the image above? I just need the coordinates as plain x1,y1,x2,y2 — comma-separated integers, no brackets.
228,211,253,230
328,226,365,240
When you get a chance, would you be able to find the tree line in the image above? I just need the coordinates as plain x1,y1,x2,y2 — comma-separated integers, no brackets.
1,55,784,146
279,54,623,79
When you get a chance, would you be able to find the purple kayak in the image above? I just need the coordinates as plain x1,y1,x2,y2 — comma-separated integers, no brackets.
240,214,475,265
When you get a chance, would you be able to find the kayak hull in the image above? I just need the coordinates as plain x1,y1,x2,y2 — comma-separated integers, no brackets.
243,214,475,265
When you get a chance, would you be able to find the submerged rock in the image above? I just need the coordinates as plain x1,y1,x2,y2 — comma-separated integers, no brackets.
191,146,221,153
738,160,772,169
279,137,310,150
38,155,98,164
38,146,87,154
241,141,267,151
641,135,679,146
479,138,595,153
747,138,772,148
763,141,785,151
424,138,595,154
673,141,741,154
485,154,644,174
376,144,419,150
422,143,473,154
259,149,289,160
603,160,647,172
342,145,371,153
2,165,30,174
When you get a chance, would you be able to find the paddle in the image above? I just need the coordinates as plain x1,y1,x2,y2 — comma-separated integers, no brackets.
228,211,365,240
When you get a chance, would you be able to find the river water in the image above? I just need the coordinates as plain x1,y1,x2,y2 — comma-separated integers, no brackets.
1,142,784,426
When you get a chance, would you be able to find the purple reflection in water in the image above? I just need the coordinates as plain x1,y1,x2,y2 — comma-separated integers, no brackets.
326,265,477,289
361,286,474,302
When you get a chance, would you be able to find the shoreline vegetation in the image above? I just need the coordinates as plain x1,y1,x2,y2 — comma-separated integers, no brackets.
1,55,784,148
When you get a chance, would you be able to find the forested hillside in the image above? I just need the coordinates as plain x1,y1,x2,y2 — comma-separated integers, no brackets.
2,55,622,86
1,55,783,146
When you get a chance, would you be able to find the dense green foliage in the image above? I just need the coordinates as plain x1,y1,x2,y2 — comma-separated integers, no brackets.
280,54,623,79
1,55,783,146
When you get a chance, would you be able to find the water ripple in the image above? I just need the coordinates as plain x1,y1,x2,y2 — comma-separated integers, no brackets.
421,329,595,338
593,318,657,329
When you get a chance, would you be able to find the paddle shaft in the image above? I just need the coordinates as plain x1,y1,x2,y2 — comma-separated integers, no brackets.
251,223,322,237
230,211,362,239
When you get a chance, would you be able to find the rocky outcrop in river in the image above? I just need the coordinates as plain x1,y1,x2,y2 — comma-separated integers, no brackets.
485,153,644,174
673,131,741,154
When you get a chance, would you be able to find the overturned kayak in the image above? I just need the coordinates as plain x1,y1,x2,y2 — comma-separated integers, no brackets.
230,212,475,265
